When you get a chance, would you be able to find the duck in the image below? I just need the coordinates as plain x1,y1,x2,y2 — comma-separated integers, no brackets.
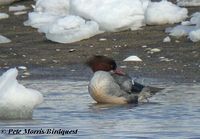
86,55,163,104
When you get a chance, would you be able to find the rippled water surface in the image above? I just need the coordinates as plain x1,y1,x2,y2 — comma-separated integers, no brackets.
0,79,200,139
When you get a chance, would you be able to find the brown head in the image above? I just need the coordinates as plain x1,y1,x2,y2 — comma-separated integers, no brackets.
86,55,117,72
86,55,125,75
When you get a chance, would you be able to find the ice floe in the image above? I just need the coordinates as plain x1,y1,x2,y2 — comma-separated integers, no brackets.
166,12,200,42
145,1,188,25
0,68,43,120
71,0,147,31
0,35,11,44
43,15,101,43
25,0,189,43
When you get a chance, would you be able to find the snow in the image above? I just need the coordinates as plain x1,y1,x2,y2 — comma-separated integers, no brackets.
9,5,28,12
166,12,200,42
0,13,9,20
25,0,188,43
123,56,142,62
0,68,43,120
177,0,200,6
0,35,11,44
145,1,188,25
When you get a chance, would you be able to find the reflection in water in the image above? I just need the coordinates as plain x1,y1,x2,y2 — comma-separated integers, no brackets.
0,80,200,139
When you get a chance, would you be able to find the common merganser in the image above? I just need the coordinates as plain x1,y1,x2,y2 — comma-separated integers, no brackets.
86,55,163,104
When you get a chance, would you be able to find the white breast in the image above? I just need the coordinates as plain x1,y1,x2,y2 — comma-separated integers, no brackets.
88,71,127,104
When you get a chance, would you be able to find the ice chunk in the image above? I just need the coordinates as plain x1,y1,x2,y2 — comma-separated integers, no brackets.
14,11,27,16
70,0,146,32
166,25,196,37
190,12,200,27
0,13,9,20
177,0,200,6
99,38,107,41
189,29,200,42
44,16,102,43
145,1,188,25
18,66,27,70
9,5,27,12
24,0,192,43
0,68,43,120
166,12,200,42
0,35,11,44
35,0,70,16
24,12,60,28
151,48,161,52
163,36,171,42
123,56,142,62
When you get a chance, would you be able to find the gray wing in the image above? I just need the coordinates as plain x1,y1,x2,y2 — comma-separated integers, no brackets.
111,73,133,93
111,73,145,94
111,73,163,102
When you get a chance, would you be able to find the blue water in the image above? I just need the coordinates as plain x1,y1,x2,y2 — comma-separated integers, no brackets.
0,79,200,139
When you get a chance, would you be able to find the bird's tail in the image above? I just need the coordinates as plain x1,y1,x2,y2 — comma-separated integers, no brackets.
138,86,163,102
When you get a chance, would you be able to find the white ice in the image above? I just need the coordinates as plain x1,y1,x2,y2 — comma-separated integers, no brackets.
0,13,9,20
18,66,27,70
123,56,142,62
35,0,70,16
25,0,188,43
43,15,102,43
0,35,11,44
177,0,200,6
24,12,60,28
189,29,200,42
70,0,147,31
163,36,171,42
9,5,27,12
14,11,27,16
24,0,70,28
0,68,43,120
166,12,200,42
145,1,188,25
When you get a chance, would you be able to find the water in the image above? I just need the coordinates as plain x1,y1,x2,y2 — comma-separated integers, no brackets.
0,79,200,139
